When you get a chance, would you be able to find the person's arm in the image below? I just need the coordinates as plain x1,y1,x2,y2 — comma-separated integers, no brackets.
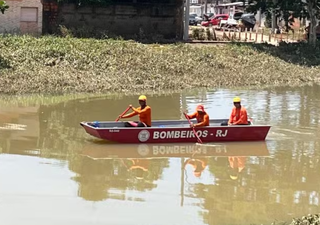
121,111,138,119
194,114,209,127
132,106,150,114
187,112,197,120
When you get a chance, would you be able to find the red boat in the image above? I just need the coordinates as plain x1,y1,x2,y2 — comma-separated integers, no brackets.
80,119,271,144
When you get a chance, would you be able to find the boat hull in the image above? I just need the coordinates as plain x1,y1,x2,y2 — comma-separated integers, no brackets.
80,120,271,143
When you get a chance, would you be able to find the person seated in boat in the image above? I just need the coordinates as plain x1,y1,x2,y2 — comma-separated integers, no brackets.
221,97,249,126
119,95,152,127
186,104,210,127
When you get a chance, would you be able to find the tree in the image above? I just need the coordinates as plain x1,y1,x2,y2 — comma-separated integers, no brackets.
247,0,305,30
304,0,320,46
0,0,9,14
246,0,320,46
246,0,274,28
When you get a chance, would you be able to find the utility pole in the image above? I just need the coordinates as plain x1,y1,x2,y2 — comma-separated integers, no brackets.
215,0,219,14
204,0,208,15
183,0,190,41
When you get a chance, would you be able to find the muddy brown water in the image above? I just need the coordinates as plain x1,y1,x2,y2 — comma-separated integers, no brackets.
0,85,320,225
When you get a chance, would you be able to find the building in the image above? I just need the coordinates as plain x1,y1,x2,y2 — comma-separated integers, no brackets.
42,0,184,40
190,4,216,16
189,0,243,17
0,0,43,35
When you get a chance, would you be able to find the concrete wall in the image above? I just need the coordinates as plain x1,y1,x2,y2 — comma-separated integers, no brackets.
49,2,183,39
0,0,43,35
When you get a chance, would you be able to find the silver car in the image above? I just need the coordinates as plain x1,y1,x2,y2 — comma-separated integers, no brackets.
190,13,203,24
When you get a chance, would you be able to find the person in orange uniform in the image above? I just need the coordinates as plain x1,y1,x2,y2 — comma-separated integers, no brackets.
186,104,210,127
120,95,152,127
227,97,249,125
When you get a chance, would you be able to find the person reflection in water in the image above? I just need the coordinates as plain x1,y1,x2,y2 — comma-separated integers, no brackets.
184,157,208,178
228,156,246,180
122,159,150,180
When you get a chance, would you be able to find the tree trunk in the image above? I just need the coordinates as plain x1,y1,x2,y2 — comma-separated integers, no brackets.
271,0,277,33
307,0,318,46
258,8,262,27
184,0,190,41
284,12,289,33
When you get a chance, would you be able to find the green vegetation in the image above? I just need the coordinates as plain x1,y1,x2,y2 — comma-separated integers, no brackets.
0,35,319,95
290,214,320,225
0,0,9,14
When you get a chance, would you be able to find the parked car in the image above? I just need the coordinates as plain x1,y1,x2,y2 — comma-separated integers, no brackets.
190,13,203,24
201,14,229,27
189,14,198,26
219,12,244,29
233,12,243,20
238,13,256,31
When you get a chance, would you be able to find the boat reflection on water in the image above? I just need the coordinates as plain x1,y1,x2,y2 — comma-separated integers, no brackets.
81,141,270,159
78,141,271,202
80,141,270,181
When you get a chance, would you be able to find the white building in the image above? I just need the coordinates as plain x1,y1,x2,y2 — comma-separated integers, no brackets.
190,4,215,16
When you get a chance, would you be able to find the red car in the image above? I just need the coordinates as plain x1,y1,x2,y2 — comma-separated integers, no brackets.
201,14,229,27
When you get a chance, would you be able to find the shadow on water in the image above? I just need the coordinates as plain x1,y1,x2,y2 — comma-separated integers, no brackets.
231,41,320,67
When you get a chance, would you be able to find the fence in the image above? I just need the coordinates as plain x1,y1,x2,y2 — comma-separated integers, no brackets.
189,26,307,44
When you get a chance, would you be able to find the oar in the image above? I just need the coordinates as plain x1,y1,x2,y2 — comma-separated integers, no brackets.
115,106,131,122
183,112,203,144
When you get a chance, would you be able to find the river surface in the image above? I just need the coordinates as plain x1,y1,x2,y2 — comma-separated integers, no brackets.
0,85,320,225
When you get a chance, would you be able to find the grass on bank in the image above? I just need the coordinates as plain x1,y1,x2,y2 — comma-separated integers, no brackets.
289,214,320,225
0,35,320,94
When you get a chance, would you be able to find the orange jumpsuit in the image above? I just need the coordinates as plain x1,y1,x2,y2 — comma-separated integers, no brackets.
228,107,248,125
122,106,152,127
187,112,210,127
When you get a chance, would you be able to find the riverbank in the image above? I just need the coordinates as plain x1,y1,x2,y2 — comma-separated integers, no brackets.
0,35,320,94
